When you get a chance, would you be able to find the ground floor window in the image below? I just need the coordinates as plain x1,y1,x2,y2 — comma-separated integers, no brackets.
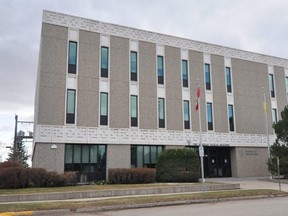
64,144,106,181
131,145,164,168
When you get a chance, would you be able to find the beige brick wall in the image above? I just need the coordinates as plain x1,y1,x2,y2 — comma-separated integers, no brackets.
165,46,183,131
109,36,130,128
139,41,157,129
32,143,65,173
274,66,287,117
37,23,67,125
189,50,206,132
77,30,100,127
232,59,273,134
211,54,228,133
231,147,269,177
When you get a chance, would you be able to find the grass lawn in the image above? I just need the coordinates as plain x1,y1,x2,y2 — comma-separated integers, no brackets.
0,189,286,212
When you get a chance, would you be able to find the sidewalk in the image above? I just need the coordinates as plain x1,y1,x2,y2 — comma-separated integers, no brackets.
206,177,288,192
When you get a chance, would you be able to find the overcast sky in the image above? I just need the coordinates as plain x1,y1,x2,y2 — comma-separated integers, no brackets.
1,0,288,161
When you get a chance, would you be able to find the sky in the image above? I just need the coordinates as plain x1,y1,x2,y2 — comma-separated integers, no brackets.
1,0,288,162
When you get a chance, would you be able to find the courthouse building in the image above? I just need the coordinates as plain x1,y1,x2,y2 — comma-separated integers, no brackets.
32,10,288,181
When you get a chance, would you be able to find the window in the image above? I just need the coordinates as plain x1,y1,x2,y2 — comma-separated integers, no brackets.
101,47,109,78
157,56,164,84
100,92,108,125
228,105,235,132
206,102,213,130
131,145,164,168
182,60,188,87
65,144,106,181
272,108,278,124
183,100,190,129
205,63,211,90
130,51,137,81
269,74,275,98
68,41,77,74
131,95,138,127
66,89,76,124
226,67,232,93
158,98,165,128
285,77,288,96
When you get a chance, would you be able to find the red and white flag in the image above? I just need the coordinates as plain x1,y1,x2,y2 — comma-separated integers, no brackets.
195,86,200,111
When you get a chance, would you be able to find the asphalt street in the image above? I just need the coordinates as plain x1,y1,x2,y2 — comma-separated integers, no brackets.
55,196,288,216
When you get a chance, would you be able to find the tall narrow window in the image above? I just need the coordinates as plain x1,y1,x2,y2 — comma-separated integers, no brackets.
269,74,275,98
158,98,165,128
183,100,190,129
101,47,109,78
182,60,188,87
100,92,108,125
68,41,77,74
272,108,278,124
226,67,232,93
131,95,138,127
66,89,76,124
131,51,137,81
228,105,235,132
206,102,213,130
157,56,164,84
205,63,211,90
285,77,288,96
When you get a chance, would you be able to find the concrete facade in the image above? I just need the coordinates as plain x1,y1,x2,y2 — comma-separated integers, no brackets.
33,11,288,180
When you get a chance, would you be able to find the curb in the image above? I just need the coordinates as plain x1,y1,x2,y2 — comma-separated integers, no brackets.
29,194,288,215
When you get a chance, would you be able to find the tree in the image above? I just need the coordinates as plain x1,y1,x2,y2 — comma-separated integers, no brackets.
7,131,29,168
268,106,288,177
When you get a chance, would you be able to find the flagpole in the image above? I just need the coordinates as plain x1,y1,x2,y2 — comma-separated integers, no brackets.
262,87,272,179
197,78,205,186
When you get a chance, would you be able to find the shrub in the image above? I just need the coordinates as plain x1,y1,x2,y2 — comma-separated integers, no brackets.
63,171,78,186
45,172,66,187
0,167,27,189
108,168,156,184
0,161,23,169
156,148,200,182
27,168,48,187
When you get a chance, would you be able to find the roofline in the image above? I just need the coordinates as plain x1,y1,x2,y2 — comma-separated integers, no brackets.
42,10,288,68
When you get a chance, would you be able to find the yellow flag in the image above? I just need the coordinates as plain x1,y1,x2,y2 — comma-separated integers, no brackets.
263,101,267,113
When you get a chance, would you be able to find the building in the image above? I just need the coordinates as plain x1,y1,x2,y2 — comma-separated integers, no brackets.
32,10,288,181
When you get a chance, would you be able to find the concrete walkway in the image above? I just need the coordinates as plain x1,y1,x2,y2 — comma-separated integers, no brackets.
206,177,288,192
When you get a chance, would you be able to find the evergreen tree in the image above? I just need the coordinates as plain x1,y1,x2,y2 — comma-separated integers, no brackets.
268,106,288,177
7,131,29,168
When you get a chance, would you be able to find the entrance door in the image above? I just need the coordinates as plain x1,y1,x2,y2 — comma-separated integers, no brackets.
204,147,231,177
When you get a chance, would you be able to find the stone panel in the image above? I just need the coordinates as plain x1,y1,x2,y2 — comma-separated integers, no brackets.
109,36,129,128
211,54,228,133
139,41,157,129
274,66,287,116
231,147,269,177
77,30,100,127
165,46,183,131
232,59,273,134
32,143,65,173
189,50,206,132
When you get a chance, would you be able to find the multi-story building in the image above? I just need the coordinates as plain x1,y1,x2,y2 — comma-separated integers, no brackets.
33,10,287,181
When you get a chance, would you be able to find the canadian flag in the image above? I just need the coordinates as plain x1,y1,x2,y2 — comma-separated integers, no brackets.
195,86,200,111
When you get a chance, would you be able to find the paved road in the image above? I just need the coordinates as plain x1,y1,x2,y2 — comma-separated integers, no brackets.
60,197,288,216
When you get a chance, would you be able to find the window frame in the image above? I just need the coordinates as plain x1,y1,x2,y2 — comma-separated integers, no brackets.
182,60,188,87
68,41,77,74
131,145,164,168
157,55,164,85
100,92,108,125
205,63,211,90
130,51,138,81
66,89,76,124
206,102,213,131
228,104,235,132
226,67,232,93
272,108,278,124
130,95,138,127
101,46,109,78
158,98,165,128
269,74,275,98
183,100,190,129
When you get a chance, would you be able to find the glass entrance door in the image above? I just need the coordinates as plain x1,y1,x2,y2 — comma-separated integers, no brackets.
204,147,231,177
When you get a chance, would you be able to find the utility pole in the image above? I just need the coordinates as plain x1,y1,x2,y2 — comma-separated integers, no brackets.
13,114,18,161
